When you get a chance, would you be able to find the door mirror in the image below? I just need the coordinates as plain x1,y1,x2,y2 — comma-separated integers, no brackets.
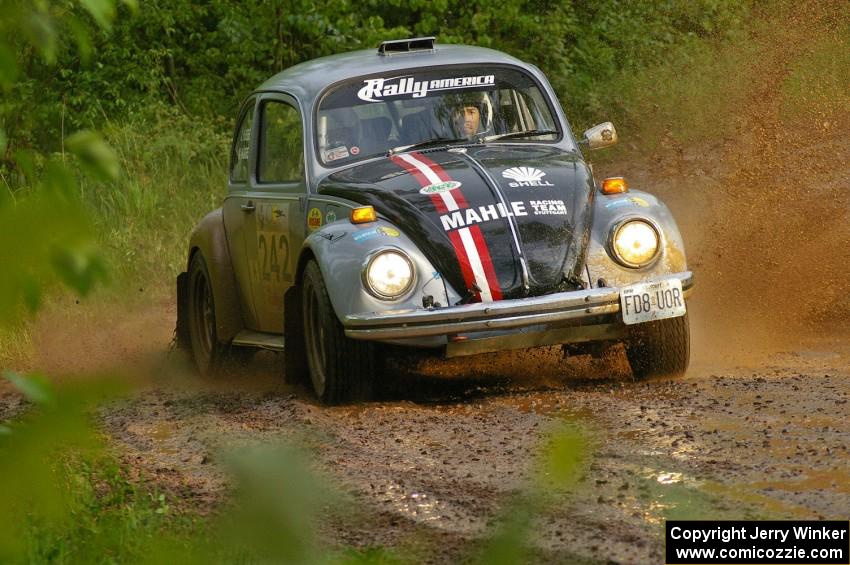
582,122,618,150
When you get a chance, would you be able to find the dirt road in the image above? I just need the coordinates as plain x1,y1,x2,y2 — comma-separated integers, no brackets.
5,292,841,563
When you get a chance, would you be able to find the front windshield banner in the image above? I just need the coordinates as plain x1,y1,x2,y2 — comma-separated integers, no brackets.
357,74,496,102
317,66,559,165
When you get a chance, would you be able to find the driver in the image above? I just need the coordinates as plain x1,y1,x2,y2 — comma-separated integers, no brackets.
449,92,490,139
453,104,481,138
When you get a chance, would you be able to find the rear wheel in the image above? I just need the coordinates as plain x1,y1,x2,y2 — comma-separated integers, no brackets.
188,253,229,376
625,313,690,380
302,261,375,404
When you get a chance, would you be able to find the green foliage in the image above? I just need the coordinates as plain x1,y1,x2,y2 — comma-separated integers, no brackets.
1,0,749,160
0,166,104,324
0,0,128,324
0,372,127,562
81,102,228,284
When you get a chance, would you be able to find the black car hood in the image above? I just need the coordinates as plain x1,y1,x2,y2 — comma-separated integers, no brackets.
319,145,595,303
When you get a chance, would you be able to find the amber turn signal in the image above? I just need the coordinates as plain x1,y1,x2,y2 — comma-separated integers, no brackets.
601,177,628,195
350,206,378,224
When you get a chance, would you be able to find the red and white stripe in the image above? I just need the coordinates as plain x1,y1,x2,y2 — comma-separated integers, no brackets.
390,152,502,303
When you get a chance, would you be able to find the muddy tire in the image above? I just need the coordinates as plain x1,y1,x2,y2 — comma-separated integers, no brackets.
188,253,229,376
625,313,690,380
302,260,375,404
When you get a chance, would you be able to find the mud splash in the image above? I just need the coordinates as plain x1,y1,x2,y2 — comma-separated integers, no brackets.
597,2,850,363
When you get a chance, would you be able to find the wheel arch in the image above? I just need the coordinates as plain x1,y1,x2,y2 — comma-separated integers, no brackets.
184,208,245,344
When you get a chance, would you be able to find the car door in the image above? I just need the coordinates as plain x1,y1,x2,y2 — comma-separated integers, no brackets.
244,93,307,333
222,96,262,329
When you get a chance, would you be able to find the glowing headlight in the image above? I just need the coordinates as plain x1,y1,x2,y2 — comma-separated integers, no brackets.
611,220,660,267
363,249,415,300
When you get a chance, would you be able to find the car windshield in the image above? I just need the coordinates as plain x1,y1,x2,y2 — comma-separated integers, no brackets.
316,66,561,165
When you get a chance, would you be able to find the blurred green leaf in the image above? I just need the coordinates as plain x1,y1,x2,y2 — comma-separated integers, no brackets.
477,424,589,565
23,11,57,64
0,377,123,562
0,44,18,88
43,159,79,198
0,425,10,436
49,244,108,296
0,127,6,156
66,17,93,64
66,130,121,181
13,149,36,182
475,506,531,565
223,443,335,564
541,426,586,486
22,278,42,313
3,371,53,405
0,183,96,325
80,0,117,30
337,546,405,564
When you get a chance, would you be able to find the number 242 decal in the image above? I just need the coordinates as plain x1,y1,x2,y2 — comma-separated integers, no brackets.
257,233,292,283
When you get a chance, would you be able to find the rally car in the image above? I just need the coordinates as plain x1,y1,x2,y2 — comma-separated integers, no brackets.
175,37,694,403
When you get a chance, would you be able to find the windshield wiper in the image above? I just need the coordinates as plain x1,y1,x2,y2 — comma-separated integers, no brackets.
388,136,473,156
482,129,559,142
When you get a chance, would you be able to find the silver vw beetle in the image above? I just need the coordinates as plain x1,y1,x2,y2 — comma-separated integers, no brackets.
175,37,694,403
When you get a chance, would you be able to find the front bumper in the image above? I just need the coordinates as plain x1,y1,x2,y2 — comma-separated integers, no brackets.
344,271,694,341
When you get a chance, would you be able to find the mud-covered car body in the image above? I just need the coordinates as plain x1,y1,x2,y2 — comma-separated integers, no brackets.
177,38,693,399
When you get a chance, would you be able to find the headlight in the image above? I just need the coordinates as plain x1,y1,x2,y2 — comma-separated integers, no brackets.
611,219,660,267
363,249,415,300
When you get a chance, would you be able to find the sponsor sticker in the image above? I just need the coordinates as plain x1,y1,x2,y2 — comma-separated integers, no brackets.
350,146,360,155
419,180,461,195
325,209,337,224
529,199,568,215
353,226,401,243
307,208,323,231
439,200,568,231
604,197,651,209
325,146,350,161
257,203,289,230
357,74,496,103
501,166,554,188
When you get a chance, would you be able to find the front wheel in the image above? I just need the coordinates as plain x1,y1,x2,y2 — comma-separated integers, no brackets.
624,313,690,380
302,261,375,404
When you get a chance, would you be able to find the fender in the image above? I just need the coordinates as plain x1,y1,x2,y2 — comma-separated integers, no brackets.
182,208,244,344
294,219,452,347
584,189,688,288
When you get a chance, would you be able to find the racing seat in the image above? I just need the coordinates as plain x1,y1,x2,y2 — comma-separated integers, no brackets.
399,110,439,146
359,116,392,155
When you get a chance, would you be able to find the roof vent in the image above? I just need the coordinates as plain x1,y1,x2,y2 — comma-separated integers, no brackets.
377,37,436,56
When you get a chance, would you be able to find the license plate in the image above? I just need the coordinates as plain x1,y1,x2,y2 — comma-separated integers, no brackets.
620,279,686,325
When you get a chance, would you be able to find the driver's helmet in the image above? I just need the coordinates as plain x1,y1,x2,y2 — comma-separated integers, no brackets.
444,90,494,138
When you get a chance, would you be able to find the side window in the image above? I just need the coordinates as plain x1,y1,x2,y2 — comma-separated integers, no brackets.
258,100,304,184
230,103,255,183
